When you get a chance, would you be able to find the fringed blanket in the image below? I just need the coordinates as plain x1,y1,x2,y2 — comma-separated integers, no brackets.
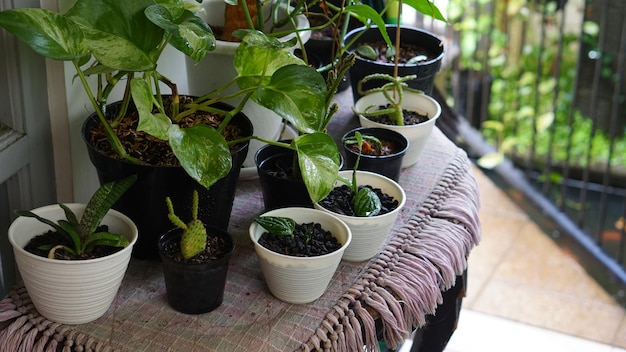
0,128,481,352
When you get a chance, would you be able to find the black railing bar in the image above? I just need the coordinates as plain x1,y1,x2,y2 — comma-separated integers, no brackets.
525,169,626,197
456,117,626,288
578,0,610,231
529,1,547,186
614,17,626,264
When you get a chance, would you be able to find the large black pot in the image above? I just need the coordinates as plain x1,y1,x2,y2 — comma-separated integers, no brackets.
342,127,408,182
82,100,252,260
345,25,445,102
158,228,234,314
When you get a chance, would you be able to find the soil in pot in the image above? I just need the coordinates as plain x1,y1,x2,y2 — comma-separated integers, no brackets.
355,41,438,65
258,222,342,257
344,136,402,156
86,96,247,165
317,185,399,216
365,106,430,126
23,226,122,260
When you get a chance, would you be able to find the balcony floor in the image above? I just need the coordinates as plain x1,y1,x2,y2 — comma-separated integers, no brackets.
442,164,626,351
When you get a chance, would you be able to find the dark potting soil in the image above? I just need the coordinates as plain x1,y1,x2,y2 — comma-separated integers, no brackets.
367,105,430,126
258,222,342,257
345,138,401,156
161,235,230,264
356,41,436,64
318,184,399,217
88,96,246,167
24,226,122,260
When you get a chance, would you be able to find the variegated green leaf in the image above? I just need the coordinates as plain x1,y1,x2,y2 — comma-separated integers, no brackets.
294,133,341,202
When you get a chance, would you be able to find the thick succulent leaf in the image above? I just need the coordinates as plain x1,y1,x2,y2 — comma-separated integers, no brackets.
254,216,296,237
168,124,231,189
132,78,171,140
294,133,341,203
145,4,215,63
0,9,88,61
80,175,137,236
14,209,67,237
344,5,391,48
58,220,83,254
65,0,163,71
254,64,328,133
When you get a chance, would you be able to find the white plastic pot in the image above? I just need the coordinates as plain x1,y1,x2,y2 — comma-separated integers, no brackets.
356,91,442,168
8,204,138,324
314,170,406,262
249,207,351,304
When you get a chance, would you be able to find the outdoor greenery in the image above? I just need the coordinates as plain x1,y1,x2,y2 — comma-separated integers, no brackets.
446,0,625,172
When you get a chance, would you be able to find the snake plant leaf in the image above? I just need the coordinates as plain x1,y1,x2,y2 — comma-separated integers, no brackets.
65,0,163,71
132,78,172,140
293,133,342,203
80,175,138,236
58,220,83,254
254,64,328,134
0,9,89,61
168,124,231,189
145,3,215,63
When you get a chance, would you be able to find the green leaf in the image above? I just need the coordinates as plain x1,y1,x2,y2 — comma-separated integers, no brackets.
403,0,447,23
254,216,296,237
65,0,164,71
254,65,328,133
15,209,68,238
344,5,391,48
294,133,341,203
356,45,378,60
353,187,382,217
168,124,231,189
83,232,130,253
57,219,83,254
131,78,171,140
0,9,88,61
144,4,215,63
80,175,137,237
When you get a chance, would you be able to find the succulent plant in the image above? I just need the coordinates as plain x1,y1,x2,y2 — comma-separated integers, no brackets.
165,190,207,259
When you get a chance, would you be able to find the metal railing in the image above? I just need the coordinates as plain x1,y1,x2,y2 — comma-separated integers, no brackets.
420,0,626,302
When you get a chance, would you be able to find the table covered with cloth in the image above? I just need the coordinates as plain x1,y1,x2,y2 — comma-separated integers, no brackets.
0,92,481,352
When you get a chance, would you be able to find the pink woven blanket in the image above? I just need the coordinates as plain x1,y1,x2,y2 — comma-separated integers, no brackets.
0,127,481,352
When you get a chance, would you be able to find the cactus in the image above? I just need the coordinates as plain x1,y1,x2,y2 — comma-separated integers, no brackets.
165,190,207,259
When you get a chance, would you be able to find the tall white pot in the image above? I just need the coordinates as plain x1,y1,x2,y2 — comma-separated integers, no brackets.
356,91,442,168
187,0,311,169
314,170,406,262
8,204,138,325
249,207,351,304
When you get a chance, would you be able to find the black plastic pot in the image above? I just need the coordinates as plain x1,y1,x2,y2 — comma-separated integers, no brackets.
342,127,408,182
345,25,445,102
158,228,234,314
255,144,313,211
82,100,252,260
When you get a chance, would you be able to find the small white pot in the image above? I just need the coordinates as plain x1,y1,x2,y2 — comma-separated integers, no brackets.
314,170,406,262
249,207,351,304
186,0,311,168
8,204,138,325
356,91,442,168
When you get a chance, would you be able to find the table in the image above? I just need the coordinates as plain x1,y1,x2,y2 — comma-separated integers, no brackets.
0,89,481,351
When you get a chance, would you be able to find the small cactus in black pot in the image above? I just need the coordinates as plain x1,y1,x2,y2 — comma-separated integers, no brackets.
165,190,206,260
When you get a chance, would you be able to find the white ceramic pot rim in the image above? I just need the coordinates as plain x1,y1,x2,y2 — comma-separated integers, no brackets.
8,204,138,264
355,91,442,122
319,170,407,220
250,207,352,261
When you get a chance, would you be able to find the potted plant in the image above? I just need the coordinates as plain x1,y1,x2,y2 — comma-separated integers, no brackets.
186,0,313,171
249,207,352,303
158,190,235,314
7,175,138,325
313,133,406,261
342,126,408,181
353,73,442,168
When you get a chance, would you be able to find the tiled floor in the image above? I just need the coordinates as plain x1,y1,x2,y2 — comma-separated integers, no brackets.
441,165,626,351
